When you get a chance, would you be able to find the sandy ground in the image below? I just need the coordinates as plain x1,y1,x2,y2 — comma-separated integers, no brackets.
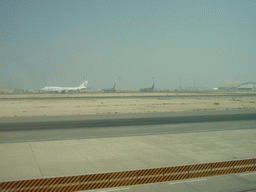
0,93,256,117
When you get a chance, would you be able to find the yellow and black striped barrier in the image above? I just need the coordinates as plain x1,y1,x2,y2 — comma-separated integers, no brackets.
0,158,255,192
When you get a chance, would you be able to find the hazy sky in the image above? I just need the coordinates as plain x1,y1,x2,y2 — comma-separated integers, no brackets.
1,0,255,89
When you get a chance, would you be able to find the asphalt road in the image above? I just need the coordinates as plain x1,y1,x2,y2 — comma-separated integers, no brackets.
1,92,256,100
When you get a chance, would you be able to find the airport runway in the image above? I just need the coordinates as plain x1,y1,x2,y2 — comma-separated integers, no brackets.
1,109,255,143
0,120,255,143
1,92,256,100
1,110,256,131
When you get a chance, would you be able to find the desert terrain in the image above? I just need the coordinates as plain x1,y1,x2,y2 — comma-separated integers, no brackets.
0,93,255,117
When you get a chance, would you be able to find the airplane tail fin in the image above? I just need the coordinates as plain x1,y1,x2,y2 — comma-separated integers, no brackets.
113,83,116,89
152,83,154,89
79,81,88,89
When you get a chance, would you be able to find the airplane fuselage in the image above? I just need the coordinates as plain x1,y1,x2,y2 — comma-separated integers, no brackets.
102,83,116,93
102,88,116,93
140,83,155,92
41,81,88,93
140,88,154,92
41,87,84,93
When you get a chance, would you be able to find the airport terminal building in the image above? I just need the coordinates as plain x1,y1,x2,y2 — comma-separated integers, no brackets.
218,82,256,90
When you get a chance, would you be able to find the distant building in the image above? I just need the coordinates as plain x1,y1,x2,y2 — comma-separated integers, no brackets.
218,82,256,90
237,82,256,90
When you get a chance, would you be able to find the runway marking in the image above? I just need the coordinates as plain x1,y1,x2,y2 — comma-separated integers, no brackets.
169,178,207,185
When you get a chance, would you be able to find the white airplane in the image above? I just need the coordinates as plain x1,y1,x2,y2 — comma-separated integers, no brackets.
41,81,88,93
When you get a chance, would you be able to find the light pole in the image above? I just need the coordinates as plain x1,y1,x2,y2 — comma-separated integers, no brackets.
119,77,121,91
180,77,181,90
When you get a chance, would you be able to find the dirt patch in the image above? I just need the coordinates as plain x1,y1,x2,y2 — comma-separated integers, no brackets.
0,95,255,117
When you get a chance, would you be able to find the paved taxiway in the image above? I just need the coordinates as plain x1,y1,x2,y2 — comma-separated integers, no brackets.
1,109,256,131
0,110,255,184
1,92,256,101
1,119,255,143
0,110,256,143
